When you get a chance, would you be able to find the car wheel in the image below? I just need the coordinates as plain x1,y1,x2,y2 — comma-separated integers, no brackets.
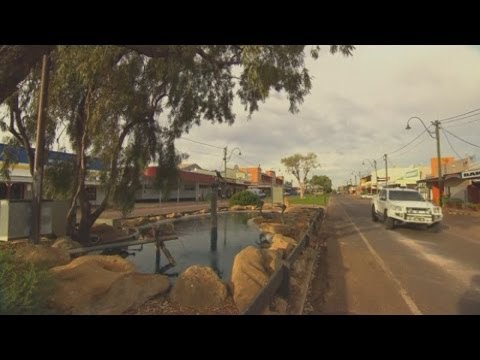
372,205,378,222
428,222,441,233
385,212,395,230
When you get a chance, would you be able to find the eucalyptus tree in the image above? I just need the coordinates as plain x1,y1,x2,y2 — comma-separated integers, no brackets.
1,45,354,243
281,153,319,198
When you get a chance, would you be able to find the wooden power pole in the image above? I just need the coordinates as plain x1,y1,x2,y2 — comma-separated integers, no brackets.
30,54,50,244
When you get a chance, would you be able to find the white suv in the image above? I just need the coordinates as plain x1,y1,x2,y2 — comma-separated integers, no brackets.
371,188,443,231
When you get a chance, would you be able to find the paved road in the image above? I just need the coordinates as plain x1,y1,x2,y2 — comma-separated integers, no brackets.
308,194,480,314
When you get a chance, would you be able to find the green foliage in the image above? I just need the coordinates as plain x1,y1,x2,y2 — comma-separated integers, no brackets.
153,140,188,200
43,158,76,200
288,194,329,206
0,144,18,182
310,175,332,193
1,45,354,239
229,190,260,206
281,153,319,197
0,249,55,315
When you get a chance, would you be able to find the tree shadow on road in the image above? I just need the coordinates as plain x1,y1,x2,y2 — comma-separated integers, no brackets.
458,274,480,314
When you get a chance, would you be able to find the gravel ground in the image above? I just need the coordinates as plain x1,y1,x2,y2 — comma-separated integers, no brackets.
124,294,240,315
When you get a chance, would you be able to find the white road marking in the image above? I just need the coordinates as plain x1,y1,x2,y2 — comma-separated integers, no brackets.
388,231,479,291
340,206,423,315
444,230,480,246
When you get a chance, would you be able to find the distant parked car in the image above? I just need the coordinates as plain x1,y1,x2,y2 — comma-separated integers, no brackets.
361,194,373,199
247,188,266,198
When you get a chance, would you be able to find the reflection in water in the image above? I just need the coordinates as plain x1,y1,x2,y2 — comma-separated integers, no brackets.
223,215,227,247
102,245,144,258
126,212,260,282
154,244,178,277
210,227,221,277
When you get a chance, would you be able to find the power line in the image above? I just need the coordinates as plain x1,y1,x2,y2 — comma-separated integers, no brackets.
444,115,480,129
389,135,429,160
441,111,480,125
178,137,224,149
441,128,463,159
439,107,480,123
387,128,429,156
443,128,480,149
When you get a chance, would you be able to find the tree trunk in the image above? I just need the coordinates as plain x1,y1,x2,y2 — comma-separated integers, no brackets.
77,216,91,245
300,183,305,199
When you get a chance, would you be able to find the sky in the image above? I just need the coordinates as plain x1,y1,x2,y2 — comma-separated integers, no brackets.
173,45,480,188
2,45,480,189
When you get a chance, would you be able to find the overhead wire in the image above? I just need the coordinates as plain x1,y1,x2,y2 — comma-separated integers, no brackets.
441,128,463,159
442,128,480,149
439,107,480,123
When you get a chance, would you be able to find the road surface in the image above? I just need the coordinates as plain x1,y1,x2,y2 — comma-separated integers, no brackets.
307,194,480,314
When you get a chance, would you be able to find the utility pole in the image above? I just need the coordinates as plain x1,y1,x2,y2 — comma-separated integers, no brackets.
433,120,443,206
406,116,443,206
223,146,227,179
383,154,388,187
373,160,378,194
31,54,50,245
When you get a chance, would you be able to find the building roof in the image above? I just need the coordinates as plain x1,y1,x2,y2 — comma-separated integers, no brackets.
0,143,104,171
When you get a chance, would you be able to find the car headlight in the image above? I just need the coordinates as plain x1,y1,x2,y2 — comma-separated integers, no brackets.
391,205,403,211
432,207,441,214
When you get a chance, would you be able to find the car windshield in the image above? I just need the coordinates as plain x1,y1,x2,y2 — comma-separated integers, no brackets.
389,191,425,201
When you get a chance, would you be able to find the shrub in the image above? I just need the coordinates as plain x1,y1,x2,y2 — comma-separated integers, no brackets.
0,249,55,315
466,203,478,211
229,190,260,206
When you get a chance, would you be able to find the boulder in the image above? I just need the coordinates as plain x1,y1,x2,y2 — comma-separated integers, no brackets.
229,205,246,211
259,222,294,237
52,237,82,250
170,265,228,309
155,222,175,236
270,234,297,258
231,246,282,312
14,244,70,269
49,255,169,314
166,212,181,219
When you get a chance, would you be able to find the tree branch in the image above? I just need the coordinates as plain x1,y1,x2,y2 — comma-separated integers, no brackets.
0,45,55,105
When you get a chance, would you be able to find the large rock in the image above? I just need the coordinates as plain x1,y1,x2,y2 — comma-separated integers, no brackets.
49,255,170,314
14,244,71,269
259,222,294,237
91,223,130,242
170,265,228,309
52,237,82,250
229,205,246,211
270,234,297,258
231,246,282,312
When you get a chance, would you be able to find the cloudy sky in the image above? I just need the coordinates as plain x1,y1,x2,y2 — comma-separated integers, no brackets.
2,46,480,189
175,45,480,188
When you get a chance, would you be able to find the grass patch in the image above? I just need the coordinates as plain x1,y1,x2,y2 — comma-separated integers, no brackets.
288,194,330,206
0,249,55,315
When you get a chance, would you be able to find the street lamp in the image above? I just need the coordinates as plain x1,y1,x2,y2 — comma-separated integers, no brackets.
223,146,242,178
351,171,361,195
406,116,443,206
362,159,378,194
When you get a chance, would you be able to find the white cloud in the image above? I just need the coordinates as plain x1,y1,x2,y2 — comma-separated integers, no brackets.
3,46,480,188
180,45,480,187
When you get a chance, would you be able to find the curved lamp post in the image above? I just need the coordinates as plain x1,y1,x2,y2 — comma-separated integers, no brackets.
223,146,242,178
406,116,443,206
